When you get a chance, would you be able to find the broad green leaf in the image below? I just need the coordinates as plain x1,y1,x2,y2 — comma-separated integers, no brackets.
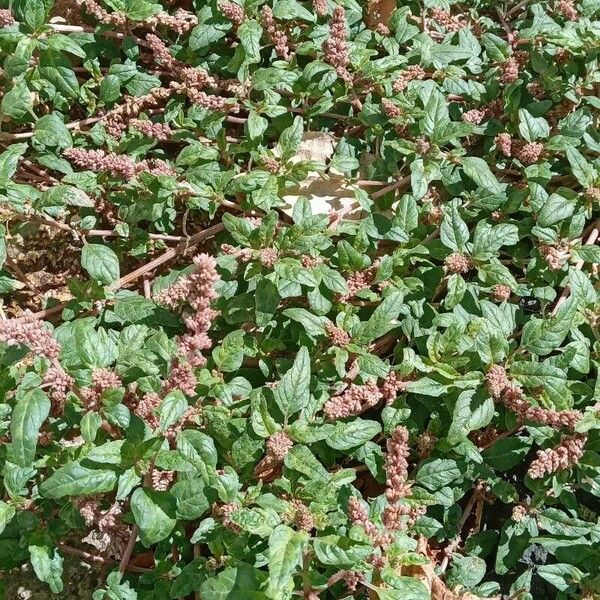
273,347,311,417
267,525,308,598
416,458,462,491
0,501,15,535
39,462,118,498
38,50,80,98
440,202,469,251
327,418,382,451
81,243,120,285
131,488,177,546
29,546,63,594
8,388,50,467
0,143,27,185
461,157,504,195
354,291,406,344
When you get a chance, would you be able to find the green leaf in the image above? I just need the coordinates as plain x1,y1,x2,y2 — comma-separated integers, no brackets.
8,388,50,467
565,146,596,187
376,578,429,600
537,193,576,227
33,114,73,150
176,430,218,484
29,546,63,594
80,411,103,444
327,418,382,451
537,564,583,593
440,202,469,251
13,0,46,30
0,500,15,535
131,488,177,546
518,109,550,142
447,390,494,444
521,299,576,356
354,291,405,345
273,347,311,417
81,243,120,284
267,525,308,599
200,565,266,600
461,157,504,195
282,308,326,337
212,330,245,372
172,479,210,520
0,143,27,186
158,390,188,433
238,19,262,64
416,458,462,491
313,536,372,566
38,50,80,98
39,462,118,498
1,79,32,120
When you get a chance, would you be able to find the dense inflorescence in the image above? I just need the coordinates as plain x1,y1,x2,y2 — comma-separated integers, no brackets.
0,1,599,599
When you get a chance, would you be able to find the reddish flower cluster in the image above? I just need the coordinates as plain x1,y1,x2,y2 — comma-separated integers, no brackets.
392,65,426,93
417,430,437,458
381,99,402,119
262,6,292,60
555,0,578,20
539,243,569,271
261,157,280,173
151,469,175,491
0,9,14,27
323,371,407,419
491,284,512,302
43,365,74,415
323,7,351,83
500,57,520,84
585,187,600,202
130,119,172,141
80,368,122,410
325,322,351,347
339,264,379,301
495,133,513,156
379,370,409,405
64,147,133,179
103,87,172,138
266,431,294,461
528,434,587,479
156,253,220,368
219,1,245,28
164,361,197,396
291,499,314,531
444,252,472,274
323,380,382,419
134,392,161,430
213,502,241,531
512,505,529,522
462,109,486,125
348,496,391,546
147,33,179,68
313,0,327,17
78,0,126,26
147,8,198,34
517,142,544,165
259,248,279,268
0,314,60,360
486,365,582,431
430,7,467,31
385,426,411,503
